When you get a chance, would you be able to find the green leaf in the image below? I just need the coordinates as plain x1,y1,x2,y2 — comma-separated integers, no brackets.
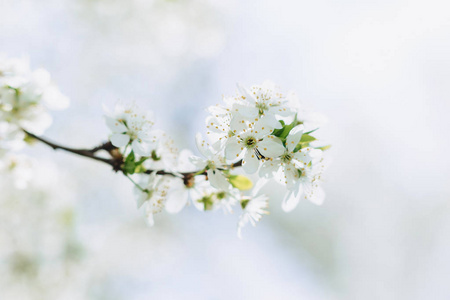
123,151,136,175
135,157,148,166
229,175,253,191
272,115,302,141
271,120,286,137
293,134,318,152
317,145,332,151
305,128,319,135
299,134,316,144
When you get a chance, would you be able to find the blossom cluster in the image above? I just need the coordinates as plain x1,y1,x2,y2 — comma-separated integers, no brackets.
0,55,69,155
0,56,70,190
104,81,330,237
0,55,330,238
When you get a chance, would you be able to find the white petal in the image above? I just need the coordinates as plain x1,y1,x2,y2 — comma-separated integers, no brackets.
230,115,250,134
259,114,282,130
146,212,155,227
105,116,127,133
132,139,151,156
136,192,148,209
205,116,224,133
268,105,292,117
189,155,208,170
259,160,279,178
253,118,276,138
207,169,229,190
233,104,258,118
257,137,285,158
252,177,268,196
165,188,189,214
242,150,260,174
286,125,304,152
195,133,213,158
237,83,257,103
282,191,300,212
225,138,244,161
178,149,197,172
307,186,325,205
293,150,308,161
110,133,130,147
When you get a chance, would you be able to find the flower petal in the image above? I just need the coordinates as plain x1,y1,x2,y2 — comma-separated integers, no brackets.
207,169,229,190
253,118,276,139
242,150,260,174
225,138,244,161
233,104,258,118
105,116,127,133
259,160,279,178
282,190,300,212
286,125,304,152
257,137,285,158
110,133,130,147
132,139,151,156
237,83,257,104
195,133,213,158
165,186,189,214
259,114,282,130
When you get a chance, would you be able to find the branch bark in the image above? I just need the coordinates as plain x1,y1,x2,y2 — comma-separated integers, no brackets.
23,130,243,184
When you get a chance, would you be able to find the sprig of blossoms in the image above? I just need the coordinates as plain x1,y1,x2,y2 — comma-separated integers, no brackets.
0,55,70,189
101,81,330,237
1,56,330,238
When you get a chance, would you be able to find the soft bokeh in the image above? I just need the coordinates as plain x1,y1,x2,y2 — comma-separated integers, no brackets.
1,0,450,299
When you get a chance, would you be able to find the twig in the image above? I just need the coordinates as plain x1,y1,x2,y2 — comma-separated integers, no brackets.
24,130,115,166
23,130,244,185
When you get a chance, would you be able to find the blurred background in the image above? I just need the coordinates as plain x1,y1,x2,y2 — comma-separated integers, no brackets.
1,0,450,299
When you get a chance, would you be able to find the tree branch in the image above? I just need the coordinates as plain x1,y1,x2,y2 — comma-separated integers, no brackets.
24,130,116,166
24,130,244,185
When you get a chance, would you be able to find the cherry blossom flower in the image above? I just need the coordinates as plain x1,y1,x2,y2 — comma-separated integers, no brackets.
134,172,171,226
225,117,285,174
237,181,269,239
104,104,159,156
190,133,230,190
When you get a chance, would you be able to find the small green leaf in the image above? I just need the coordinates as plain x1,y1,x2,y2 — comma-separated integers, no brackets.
136,157,148,166
229,175,253,191
317,145,332,151
123,151,136,175
271,120,286,137
305,128,319,135
151,150,161,161
299,134,316,144
272,115,302,141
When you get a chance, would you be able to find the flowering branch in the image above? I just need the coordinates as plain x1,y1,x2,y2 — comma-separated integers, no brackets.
22,129,244,182
1,56,330,237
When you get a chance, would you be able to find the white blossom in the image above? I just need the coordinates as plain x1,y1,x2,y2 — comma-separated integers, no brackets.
190,133,230,190
282,158,327,212
134,172,170,226
0,57,69,135
104,103,159,156
144,131,179,173
237,182,269,239
233,81,292,129
225,117,285,174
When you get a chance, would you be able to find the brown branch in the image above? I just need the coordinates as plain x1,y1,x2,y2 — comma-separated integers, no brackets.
24,130,116,166
24,130,244,185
